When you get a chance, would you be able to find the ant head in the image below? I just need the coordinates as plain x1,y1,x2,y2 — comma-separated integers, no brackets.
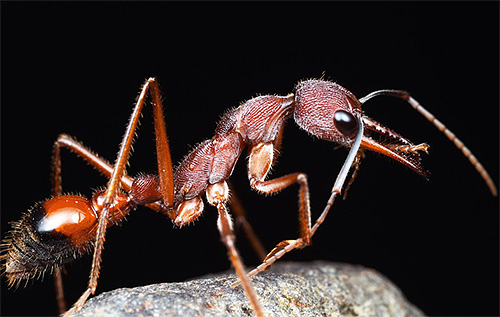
1,195,98,287
294,79,363,147
294,79,430,177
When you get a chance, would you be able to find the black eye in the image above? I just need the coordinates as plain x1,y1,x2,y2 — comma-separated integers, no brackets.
334,110,358,135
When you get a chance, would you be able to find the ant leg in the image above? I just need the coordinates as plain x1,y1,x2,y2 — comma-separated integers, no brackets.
52,134,131,195
64,78,174,315
52,133,129,314
237,116,364,282
342,149,365,200
50,137,67,314
52,134,165,316
101,77,173,207
54,134,164,212
249,125,313,250
233,145,310,285
228,181,267,261
255,142,312,246
146,78,175,209
244,141,312,265
53,267,66,314
360,90,497,196
207,181,265,317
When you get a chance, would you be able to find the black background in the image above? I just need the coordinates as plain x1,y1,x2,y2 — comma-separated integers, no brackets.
2,2,498,316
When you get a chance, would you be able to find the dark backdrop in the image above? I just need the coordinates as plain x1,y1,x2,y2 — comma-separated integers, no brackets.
2,2,498,316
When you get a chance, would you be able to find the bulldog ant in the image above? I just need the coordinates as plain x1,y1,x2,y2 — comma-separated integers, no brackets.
1,77,497,316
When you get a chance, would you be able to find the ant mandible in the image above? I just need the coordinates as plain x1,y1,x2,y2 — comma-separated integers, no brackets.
1,78,497,316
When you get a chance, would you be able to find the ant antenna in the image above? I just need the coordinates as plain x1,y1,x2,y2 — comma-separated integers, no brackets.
360,90,497,196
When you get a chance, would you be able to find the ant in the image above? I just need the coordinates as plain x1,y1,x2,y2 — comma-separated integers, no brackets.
1,77,497,316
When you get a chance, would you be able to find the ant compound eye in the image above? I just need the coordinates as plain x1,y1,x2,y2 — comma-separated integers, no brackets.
334,110,359,135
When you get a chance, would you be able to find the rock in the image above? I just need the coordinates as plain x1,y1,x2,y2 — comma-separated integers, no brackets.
74,261,424,317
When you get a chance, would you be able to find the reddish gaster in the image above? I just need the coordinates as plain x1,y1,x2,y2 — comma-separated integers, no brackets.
1,78,496,316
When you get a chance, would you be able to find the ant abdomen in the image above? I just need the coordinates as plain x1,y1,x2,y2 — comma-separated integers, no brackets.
2,196,98,287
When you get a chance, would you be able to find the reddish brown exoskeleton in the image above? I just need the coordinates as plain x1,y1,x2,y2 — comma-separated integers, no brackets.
1,78,497,316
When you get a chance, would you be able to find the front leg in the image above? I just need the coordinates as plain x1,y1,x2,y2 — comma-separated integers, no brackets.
247,142,312,256
231,141,312,287
237,118,364,284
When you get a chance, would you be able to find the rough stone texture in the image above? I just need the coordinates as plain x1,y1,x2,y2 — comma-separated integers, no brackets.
74,261,424,317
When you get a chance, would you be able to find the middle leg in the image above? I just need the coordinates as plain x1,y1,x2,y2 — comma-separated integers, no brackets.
206,181,265,317
228,181,267,261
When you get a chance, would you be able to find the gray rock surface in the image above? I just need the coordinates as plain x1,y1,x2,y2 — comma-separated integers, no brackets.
74,261,424,316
